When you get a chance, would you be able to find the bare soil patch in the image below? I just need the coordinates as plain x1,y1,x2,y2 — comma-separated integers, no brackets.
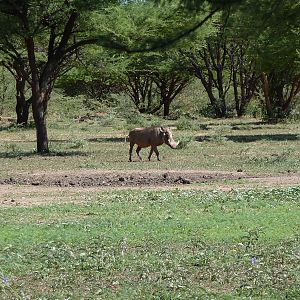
0,169,253,188
0,169,299,207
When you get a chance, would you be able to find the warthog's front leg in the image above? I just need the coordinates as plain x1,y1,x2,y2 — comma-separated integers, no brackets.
148,147,154,161
153,146,160,161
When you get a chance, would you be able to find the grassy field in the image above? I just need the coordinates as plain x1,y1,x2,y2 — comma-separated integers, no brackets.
0,116,299,176
0,104,300,299
0,188,300,299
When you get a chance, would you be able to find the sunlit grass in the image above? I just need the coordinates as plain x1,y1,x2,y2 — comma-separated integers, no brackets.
0,187,300,299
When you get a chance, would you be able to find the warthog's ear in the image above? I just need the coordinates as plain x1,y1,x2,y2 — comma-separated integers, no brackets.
159,127,165,133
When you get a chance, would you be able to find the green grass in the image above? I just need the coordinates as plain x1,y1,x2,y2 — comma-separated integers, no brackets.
1,187,300,299
0,118,299,176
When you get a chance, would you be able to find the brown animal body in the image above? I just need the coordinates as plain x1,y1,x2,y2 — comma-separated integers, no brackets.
128,126,178,162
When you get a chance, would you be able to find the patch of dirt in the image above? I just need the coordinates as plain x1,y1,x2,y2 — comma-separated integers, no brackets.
0,169,252,188
0,169,299,207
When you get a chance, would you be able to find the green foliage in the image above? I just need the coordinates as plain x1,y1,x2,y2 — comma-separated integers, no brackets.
176,135,194,149
68,138,88,149
4,143,21,156
124,111,148,129
123,110,165,130
0,67,15,116
94,1,215,52
176,116,197,130
60,2,203,116
231,0,300,74
0,0,298,126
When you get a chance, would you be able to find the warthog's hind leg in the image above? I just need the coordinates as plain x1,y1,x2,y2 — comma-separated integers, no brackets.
136,146,142,160
129,142,134,162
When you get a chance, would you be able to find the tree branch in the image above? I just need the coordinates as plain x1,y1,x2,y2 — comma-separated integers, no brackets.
126,7,220,53
56,11,78,56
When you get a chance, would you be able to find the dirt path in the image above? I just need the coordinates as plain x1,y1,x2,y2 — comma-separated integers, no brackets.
0,169,253,187
0,169,299,207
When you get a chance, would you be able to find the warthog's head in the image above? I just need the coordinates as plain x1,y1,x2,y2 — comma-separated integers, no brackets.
160,127,178,149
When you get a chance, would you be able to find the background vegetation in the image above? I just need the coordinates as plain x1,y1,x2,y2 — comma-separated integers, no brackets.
0,0,299,153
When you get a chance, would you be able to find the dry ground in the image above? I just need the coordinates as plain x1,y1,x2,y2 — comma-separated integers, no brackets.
1,169,299,207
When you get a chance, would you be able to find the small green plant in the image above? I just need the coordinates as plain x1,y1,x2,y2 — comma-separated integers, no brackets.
199,124,209,130
176,136,193,149
4,143,21,156
176,116,196,130
125,111,148,129
68,139,88,149
210,125,230,143
6,124,23,132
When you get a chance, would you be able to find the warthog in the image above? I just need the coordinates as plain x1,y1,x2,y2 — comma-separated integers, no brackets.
128,126,178,162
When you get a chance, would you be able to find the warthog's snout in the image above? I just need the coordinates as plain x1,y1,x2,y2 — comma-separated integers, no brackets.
169,141,179,149
167,140,179,149
162,128,178,149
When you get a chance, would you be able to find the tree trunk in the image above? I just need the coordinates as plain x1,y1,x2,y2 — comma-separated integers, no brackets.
25,36,50,153
32,90,49,153
189,38,229,119
124,73,161,114
7,62,32,126
259,72,300,123
163,99,170,117
216,62,227,117
15,75,26,124
219,96,227,117
260,73,275,122
192,67,224,118
236,106,245,118
213,105,224,118
16,97,32,126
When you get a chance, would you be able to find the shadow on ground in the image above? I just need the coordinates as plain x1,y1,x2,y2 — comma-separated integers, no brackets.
196,133,300,143
225,134,299,143
0,150,88,158
0,122,36,132
205,121,266,127
88,137,127,143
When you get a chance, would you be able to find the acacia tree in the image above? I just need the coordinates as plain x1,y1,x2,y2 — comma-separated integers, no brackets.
261,72,300,121
188,29,232,118
122,71,161,114
232,0,300,122
0,0,118,153
60,2,194,117
120,68,190,117
120,48,191,117
228,43,259,117
154,72,190,117
2,52,76,126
